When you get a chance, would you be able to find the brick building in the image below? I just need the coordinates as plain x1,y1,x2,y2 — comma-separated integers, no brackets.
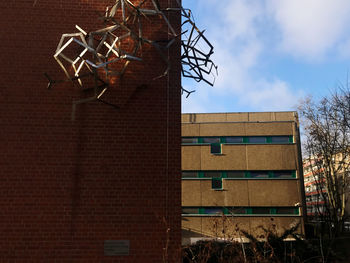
181,112,306,244
0,0,181,261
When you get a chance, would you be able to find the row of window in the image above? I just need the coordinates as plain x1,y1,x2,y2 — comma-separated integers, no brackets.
182,170,297,179
306,194,325,202
182,207,299,216
182,136,293,145
306,205,327,214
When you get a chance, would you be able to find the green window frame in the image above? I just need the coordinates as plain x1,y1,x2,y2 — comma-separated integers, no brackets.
248,136,267,143
181,137,198,144
225,137,244,143
181,171,198,178
183,170,297,179
182,207,300,216
181,136,294,145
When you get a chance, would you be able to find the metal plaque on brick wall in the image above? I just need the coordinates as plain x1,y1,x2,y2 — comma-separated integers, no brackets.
104,240,130,256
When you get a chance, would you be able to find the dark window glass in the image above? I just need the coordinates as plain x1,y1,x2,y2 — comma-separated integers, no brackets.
250,171,269,178
229,207,247,214
203,171,222,178
274,171,293,178
226,171,245,178
276,207,297,215
248,137,266,143
271,136,290,143
182,208,199,214
212,178,222,189
225,137,243,143
182,137,198,144
204,208,223,215
210,143,221,154
182,171,198,178
252,207,271,214
203,137,220,143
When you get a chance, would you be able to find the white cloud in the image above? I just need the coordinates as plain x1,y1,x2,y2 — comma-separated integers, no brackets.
267,0,350,59
181,0,307,113
337,37,350,58
242,79,303,111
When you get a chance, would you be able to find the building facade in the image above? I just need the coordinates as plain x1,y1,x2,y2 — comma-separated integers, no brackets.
181,112,306,244
303,160,327,218
0,1,181,262
303,157,350,231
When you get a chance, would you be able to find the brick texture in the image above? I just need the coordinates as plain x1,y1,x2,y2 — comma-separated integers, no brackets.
0,0,181,262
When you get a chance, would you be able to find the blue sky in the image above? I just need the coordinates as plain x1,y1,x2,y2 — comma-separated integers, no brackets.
181,0,350,113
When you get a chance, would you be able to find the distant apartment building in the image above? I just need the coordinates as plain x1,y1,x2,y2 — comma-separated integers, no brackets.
181,112,306,244
303,157,350,228
303,160,327,218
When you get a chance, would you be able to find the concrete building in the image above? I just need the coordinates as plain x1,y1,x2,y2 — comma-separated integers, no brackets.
181,112,306,244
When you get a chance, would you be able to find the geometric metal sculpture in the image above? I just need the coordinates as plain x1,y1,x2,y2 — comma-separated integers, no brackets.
46,0,217,119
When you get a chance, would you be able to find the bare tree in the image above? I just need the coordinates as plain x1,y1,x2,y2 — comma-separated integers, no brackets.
299,89,350,237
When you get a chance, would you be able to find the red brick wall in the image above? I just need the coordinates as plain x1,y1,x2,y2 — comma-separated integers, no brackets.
0,0,181,262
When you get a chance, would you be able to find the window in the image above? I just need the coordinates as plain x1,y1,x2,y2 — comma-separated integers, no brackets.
226,171,245,178
274,171,295,178
210,143,221,154
203,171,222,178
182,171,198,178
270,136,291,143
212,178,222,189
248,137,266,143
250,171,269,178
181,137,198,144
228,207,247,214
181,207,300,216
182,207,199,214
203,208,223,215
225,137,243,143
203,137,220,143
252,207,271,215
276,207,298,215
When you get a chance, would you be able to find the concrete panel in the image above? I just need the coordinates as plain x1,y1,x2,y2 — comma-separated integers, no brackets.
223,180,250,206
182,217,202,236
226,113,249,122
275,112,296,121
182,114,190,123
246,145,297,170
248,180,300,206
248,112,274,122
201,145,247,170
200,180,225,206
244,122,293,136
195,113,227,122
272,217,304,236
199,123,246,136
202,216,228,237
182,146,201,170
182,216,303,240
182,181,202,206
250,217,303,237
182,112,297,123
197,217,251,239
182,123,200,136
281,146,298,169
183,180,249,207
